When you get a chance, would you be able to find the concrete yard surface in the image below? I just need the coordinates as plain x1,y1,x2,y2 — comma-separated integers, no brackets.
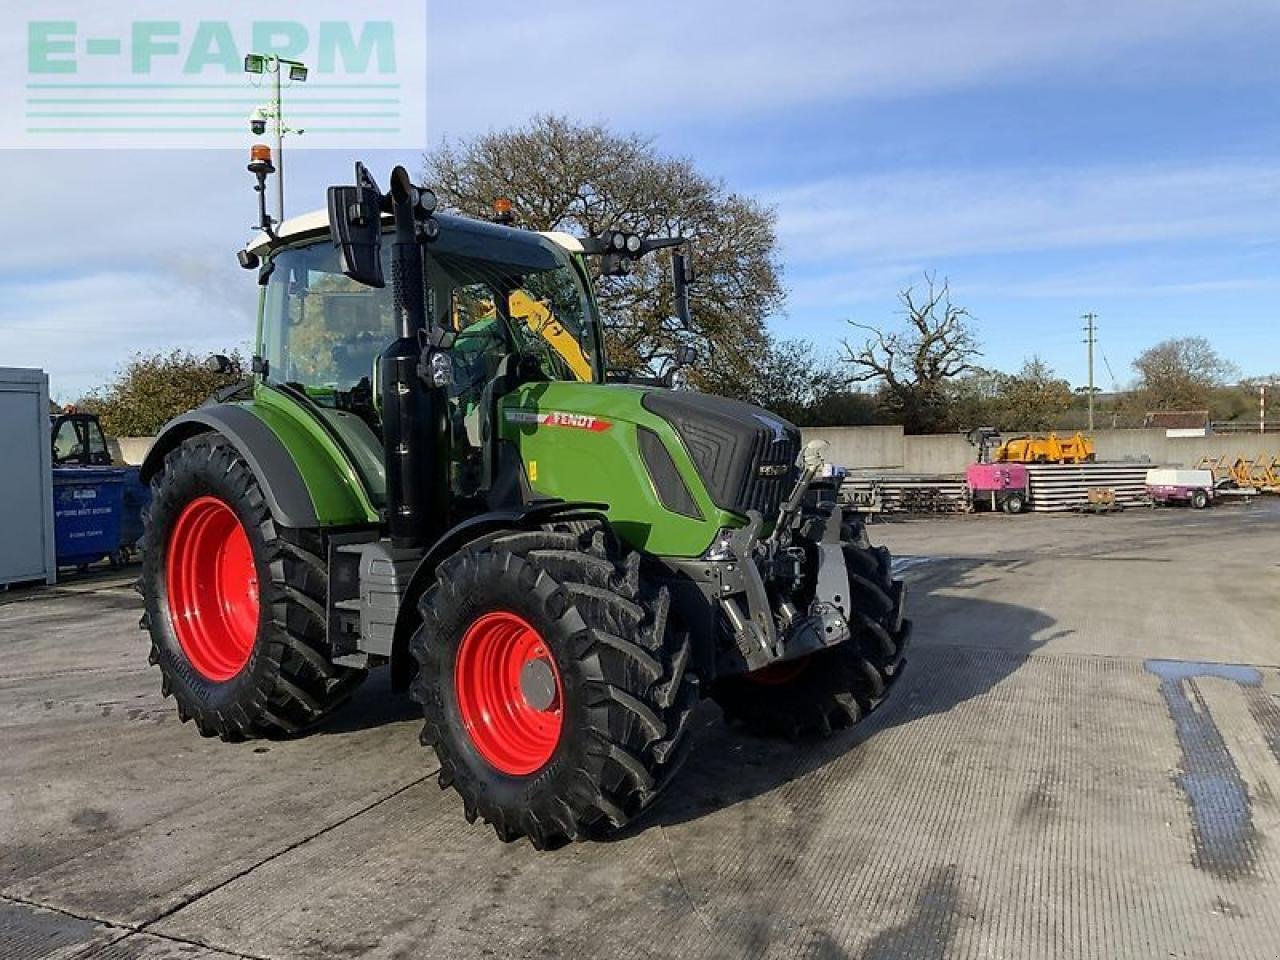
3,499,1280,959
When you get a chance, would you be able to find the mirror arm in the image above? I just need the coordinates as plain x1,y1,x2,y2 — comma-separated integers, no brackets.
671,251,693,328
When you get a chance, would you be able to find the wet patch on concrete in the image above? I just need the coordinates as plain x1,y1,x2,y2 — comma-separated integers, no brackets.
1243,685,1280,769
1145,659,1263,880
71,808,116,832
859,864,962,960
0,896,102,958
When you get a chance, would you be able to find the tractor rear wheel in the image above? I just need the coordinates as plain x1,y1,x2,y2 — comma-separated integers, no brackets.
410,522,698,849
139,433,364,740
711,522,910,738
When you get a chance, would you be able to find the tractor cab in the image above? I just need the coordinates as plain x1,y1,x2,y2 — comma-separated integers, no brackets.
50,410,112,467
250,209,606,512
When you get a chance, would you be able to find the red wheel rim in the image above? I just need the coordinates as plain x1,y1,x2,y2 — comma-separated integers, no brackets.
746,657,810,686
454,611,564,775
165,496,260,682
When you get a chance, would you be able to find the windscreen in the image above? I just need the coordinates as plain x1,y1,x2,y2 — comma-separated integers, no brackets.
260,220,600,404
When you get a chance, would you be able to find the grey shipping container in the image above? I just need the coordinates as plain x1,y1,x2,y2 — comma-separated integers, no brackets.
0,368,57,586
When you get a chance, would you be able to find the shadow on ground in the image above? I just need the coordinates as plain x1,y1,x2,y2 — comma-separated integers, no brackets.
310,553,1061,839
314,670,421,735
620,555,1062,836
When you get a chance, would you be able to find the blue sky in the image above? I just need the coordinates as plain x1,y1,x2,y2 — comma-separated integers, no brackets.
2,0,1277,402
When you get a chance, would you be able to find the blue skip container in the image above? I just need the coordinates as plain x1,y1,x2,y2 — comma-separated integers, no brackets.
52,467,126,568
119,467,152,555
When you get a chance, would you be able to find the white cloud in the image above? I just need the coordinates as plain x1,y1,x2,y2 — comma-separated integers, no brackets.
0,269,254,402
425,0,1280,133
771,161,1280,267
3,2,1279,396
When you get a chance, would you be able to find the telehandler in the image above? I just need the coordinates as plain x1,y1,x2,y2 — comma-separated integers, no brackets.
137,152,910,847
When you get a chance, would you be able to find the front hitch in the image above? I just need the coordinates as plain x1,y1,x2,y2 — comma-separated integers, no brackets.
671,439,858,675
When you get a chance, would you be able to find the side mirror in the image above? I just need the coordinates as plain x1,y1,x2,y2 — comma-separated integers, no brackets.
327,162,385,289
205,354,236,375
672,251,694,328
660,342,700,388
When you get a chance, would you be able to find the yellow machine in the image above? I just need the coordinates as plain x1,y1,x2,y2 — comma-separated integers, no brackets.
454,289,593,382
995,432,1096,464
508,289,593,382
1195,455,1232,483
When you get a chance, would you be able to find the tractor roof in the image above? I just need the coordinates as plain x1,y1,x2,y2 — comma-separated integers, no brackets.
244,208,584,258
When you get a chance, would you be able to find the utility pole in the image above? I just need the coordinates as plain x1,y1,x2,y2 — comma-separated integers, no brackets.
1082,313,1097,432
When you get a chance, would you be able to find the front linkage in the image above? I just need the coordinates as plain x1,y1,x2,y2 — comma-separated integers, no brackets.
676,441,912,737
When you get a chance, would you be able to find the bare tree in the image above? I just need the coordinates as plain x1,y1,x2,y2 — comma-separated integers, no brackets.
1132,337,1238,411
700,336,875,426
425,115,782,387
842,274,981,432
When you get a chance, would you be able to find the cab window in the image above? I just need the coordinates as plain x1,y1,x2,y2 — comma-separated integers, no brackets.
261,244,395,399
52,418,80,464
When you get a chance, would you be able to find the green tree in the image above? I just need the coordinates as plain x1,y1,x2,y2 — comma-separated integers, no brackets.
995,356,1074,430
945,367,1004,429
842,274,982,433
424,114,782,390
78,350,246,436
1132,337,1237,411
701,336,878,427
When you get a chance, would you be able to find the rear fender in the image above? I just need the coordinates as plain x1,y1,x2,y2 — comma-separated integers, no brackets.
140,405,320,528
389,500,607,690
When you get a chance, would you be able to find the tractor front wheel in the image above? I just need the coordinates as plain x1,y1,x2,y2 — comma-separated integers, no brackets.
711,524,910,738
411,522,698,849
139,433,364,739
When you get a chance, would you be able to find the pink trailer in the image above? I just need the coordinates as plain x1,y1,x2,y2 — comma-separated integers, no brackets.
966,463,1030,514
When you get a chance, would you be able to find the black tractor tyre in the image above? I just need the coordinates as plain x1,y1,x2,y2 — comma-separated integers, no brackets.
1191,489,1210,510
138,433,365,740
1003,491,1027,515
410,523,698,849
711,522,911,739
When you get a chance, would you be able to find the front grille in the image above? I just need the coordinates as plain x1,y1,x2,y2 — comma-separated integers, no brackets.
740,428,801,518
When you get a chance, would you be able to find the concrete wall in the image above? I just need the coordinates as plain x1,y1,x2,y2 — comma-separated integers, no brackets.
804,425,905,470
1089,429,1268,468
113,437,154,466
903,433,973,476
802,425,1279,475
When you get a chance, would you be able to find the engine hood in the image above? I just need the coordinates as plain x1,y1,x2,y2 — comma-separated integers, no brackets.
640,389,801,518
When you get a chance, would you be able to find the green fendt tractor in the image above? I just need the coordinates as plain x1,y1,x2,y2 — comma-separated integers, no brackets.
138,157,910,848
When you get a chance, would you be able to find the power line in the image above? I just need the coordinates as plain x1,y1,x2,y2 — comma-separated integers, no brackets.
1101,352,1118,391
